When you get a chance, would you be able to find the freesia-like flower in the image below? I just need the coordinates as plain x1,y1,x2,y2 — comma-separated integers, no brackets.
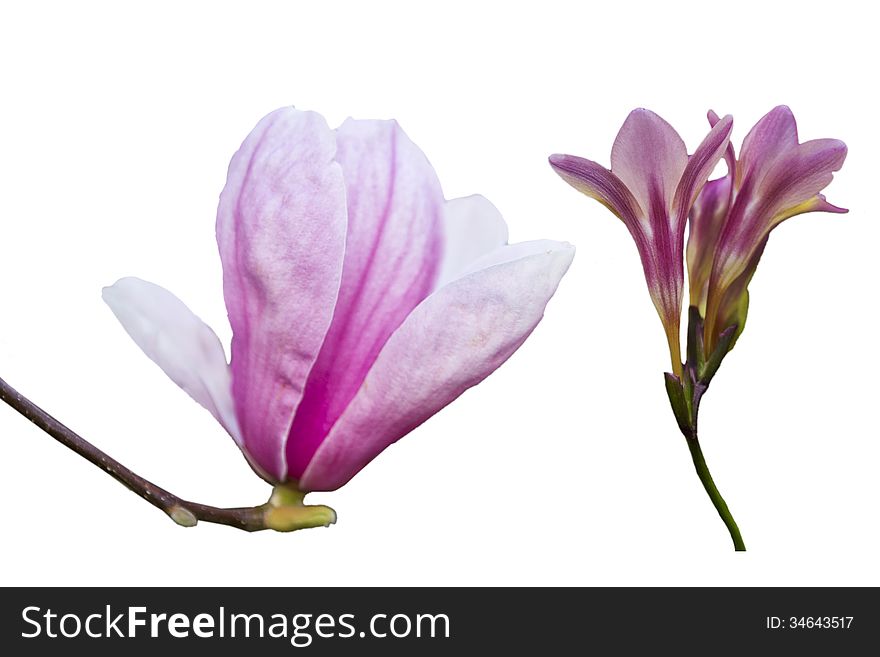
103,107,574,496
549,110,732,375
549,106,848,551
687,106,847,353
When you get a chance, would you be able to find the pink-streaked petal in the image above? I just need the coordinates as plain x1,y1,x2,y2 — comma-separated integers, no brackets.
722,236,765,321
687,175,732,311
706,108,738,224
677,114,734,313
703,109,847,353
673,114,733,230
548,153,643,225
102,277,241,444
435,195,509,288
550,150,677,335
774,193,848,223
609,109,688,215
285,119,444,480
454,239,567,280
299,240,575,491
216,108,347,482
712,138,848,292
739,105,798,183
708,109,738,176
758,138,848,223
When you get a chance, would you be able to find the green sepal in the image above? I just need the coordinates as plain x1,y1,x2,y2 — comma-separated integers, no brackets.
699,323,737,384
727,289,749,352
686,305,705,372
664,372,693,438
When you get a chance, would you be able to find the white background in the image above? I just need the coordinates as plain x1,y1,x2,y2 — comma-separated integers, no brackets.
0,1,876,586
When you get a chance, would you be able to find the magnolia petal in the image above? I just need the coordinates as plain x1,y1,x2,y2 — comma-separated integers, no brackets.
216,108,347,482
299,240,575,491
453,238,567,280
285,119,445,480
435,195,509,288
610,109,688,216
102,277,241,443
548,154,643,225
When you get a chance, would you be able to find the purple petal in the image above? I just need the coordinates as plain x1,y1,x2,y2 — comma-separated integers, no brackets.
680,114,735,311
548,153,643,225
102,277,242,448
216,108,347,482
703,109,848,352
775,193,848,221
713,138,847,291
299,240,575,491
550,150,679,337
715,236,766,340
285,119,445,480
609,108,688,217
673,114,733,230
686,176,732,310
756,138,848,221
707,109,738,176
435,195,509,288
739,105,798,182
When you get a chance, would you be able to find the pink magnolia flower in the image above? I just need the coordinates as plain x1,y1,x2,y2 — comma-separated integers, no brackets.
549,109,732,375
103,108,574,492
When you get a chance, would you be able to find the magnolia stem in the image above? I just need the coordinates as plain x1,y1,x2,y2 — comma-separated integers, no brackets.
0,375,334,532
685,433,745,551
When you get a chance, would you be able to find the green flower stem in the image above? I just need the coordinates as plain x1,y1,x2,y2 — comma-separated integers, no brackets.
685,433,745,551
0,375,335,532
